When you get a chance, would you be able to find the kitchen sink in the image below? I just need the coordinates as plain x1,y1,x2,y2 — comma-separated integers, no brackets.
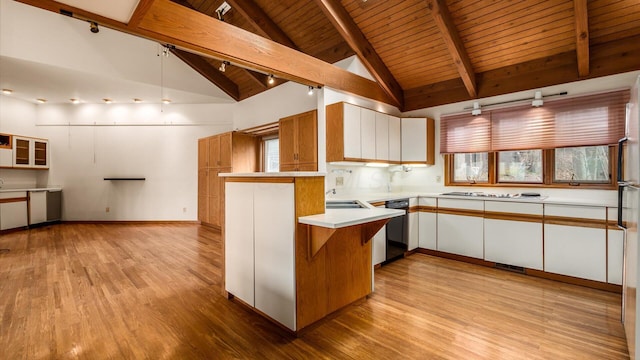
325,200,368,209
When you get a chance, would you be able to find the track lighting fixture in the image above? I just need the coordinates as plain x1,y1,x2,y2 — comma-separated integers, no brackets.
268,74,275,85
532,91,543,107
70,98,79,104
471,102,481,116
308,86,314,96
103,98,112,104
36,98,47,104
216,1,231,21
162,99,171,104
1,89,12,95
89,21,99,33
133,98,142,103
219,61,229,72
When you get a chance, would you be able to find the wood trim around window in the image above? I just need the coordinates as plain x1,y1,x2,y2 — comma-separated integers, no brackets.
444,146,617,190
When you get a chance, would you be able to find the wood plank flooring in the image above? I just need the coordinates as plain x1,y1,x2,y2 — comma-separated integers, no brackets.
0,223,629,359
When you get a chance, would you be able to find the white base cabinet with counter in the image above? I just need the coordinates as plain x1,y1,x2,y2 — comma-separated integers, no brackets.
29,190,47,225
418,197,437,250
0,191,28,230
483,201,543,270
408,198,419,251
437,198,484,259
544,204,607,282
372,203,386,266
225,181,296,330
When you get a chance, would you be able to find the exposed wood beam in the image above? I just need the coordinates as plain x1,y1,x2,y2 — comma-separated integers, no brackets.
574,0,590,77
134,0,396,106
169,0,268,92
426,0,477,99
313,0,404,109
171,49,240,100
404,34,640,111
226,0,297,49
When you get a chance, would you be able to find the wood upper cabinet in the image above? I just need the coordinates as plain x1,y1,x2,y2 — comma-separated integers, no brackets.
401,117,435,165
197,132,259,228
279,109,318,171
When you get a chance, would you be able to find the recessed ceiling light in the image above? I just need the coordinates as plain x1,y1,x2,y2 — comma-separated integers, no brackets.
162,99,171,104
133,98,142,103
2,89,13,95
103,98,113,104
36,98,47,104
70,98,80,104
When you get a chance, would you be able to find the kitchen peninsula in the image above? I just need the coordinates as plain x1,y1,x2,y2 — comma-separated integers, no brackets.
221,172,402,332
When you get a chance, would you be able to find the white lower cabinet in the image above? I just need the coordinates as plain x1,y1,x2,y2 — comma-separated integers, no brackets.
225,182,296,330
483,201,543,270
544,224,607,282
0,191,28,230
437,198,484,259
418,197,437,250
608,228,624,285
29,190,47,225
372,204,386,266
484,219,543,270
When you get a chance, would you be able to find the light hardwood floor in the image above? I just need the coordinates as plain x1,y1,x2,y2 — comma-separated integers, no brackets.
0,223,629,359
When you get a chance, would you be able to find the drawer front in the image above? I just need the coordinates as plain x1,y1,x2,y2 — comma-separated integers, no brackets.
438,198,484,211
484,201,542,215
544,204,605,220
418,197,437,207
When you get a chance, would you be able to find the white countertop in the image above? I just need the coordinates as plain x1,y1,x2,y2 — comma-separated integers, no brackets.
326,191,618,208
219,172,325,177
0,186,62,193
298,208,404,229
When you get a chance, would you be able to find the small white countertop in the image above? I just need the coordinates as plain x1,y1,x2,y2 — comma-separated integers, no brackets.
298,208,404,229
0,186,62,193
219,172,325,177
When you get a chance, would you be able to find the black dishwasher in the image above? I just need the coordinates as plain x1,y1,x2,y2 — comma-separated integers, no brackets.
384,199,409,264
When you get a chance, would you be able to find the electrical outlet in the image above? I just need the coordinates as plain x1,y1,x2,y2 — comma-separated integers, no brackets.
183,207,187,213
105,207,110,213
436,175,442,183
336,176,344,186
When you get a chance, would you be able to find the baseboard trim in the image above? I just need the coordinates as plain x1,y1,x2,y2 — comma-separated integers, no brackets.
415,248,622,294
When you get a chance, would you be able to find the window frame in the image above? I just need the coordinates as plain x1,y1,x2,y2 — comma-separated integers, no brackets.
444,145,617,190
259,132,280,172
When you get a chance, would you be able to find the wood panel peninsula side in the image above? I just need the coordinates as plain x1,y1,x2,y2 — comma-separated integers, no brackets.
220,172,402,333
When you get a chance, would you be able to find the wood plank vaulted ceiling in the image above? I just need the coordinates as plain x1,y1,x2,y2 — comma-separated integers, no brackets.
15,0,640,111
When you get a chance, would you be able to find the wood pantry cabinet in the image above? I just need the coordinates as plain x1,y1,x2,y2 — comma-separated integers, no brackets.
279,110,318,172
197,132,259,228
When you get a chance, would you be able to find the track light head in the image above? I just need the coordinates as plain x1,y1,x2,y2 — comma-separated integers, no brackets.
219,61,229,72
532,91,544,107
308,86,314,96
268,74,275,85
90,21,99,33
471,102,482,116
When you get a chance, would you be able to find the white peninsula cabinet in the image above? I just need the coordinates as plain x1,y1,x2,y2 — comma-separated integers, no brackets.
437,198,484,259
544,204,607,282
418,197,437,250
0,191,28,230
372,202,386,266
225,181,296,330
484,201,543,270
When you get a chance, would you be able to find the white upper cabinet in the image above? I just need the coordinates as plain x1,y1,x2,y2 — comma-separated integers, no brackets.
12,135,49,169
360,108,376,160
401,118,435,165
342,103,361,159
388,116,401,162
375,112,389,161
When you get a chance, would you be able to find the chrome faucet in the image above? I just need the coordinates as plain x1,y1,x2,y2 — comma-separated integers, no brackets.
325,188,336,195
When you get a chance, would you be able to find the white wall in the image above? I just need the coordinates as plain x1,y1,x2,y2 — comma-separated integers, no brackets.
0,95,233,220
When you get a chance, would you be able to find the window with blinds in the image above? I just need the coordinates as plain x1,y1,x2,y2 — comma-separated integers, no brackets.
440,89,629,154
442,89,629,188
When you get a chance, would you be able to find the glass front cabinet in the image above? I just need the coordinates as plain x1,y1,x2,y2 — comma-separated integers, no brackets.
12,136,49,169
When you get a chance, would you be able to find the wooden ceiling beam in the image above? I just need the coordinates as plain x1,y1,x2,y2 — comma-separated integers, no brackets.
404,34,640,111
573,0,590,77
313,0,404,109
131,0,395,106
170,49,240,100
226,0,297,50
426,0,477,99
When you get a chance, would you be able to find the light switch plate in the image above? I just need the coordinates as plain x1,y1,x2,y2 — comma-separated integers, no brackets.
336,176,344,186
